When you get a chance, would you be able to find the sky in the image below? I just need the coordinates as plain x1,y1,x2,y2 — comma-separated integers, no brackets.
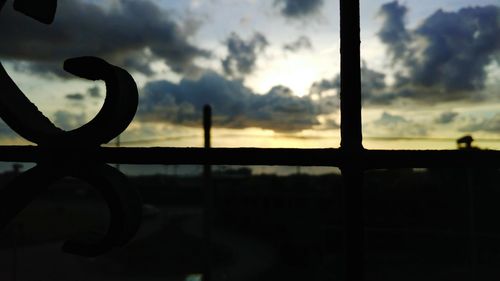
0,0,499,151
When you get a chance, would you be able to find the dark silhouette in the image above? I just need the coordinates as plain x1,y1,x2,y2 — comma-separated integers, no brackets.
203,104,214,281
0,0,499,280
457,135,475,150
12,0,57,24
0,0,142,257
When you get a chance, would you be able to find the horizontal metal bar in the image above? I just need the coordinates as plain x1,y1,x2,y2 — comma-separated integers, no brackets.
363,150,500,169
0,146,499,169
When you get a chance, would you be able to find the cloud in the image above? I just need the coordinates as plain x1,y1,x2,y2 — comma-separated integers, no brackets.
460,114,500,133
367,112,428,137
137,71,339,132
374,112,406,124
435,111,458,124
274,0,324,19
359,63,392,103
309,77,338,97
65,93,85,101
310,63,396,105
87,86,101,98
283,36,313,52
222,32,268,79
377,1,410,63
0,0,210,77
52,110,86,131
309,4,499,107
379,3,500,95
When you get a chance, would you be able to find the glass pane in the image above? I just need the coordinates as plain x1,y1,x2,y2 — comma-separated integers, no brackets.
364,168,500,280
0,164,343,280
0,0,341,148
360,0,500,149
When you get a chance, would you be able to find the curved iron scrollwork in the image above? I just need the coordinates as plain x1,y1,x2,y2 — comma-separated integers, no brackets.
0,0,143,257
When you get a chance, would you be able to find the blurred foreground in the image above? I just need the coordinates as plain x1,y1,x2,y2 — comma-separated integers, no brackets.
0,166,500,280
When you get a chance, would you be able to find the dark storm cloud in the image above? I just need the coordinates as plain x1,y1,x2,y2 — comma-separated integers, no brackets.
65,93,84,101
137,72,338,132
87,86,101,98
379,3,500,97
378,1,410,62
222,32,268,78
435,111,459,124
274,0,324,19
283,36,313,52
311,3,499,108
0,0,210,77
359,63,392,104
310,63,397,105
409,6,499,92
309,77,338,96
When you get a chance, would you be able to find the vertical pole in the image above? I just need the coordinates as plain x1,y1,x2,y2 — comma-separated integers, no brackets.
203,105,213,281
204,105,211,150
340,0,362,150
116,135,121,171
339,0,364,281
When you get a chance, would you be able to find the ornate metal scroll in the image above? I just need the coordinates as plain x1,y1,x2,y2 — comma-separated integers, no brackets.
0,0,142,257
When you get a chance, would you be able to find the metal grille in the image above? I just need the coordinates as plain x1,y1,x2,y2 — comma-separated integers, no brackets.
1,1,499,280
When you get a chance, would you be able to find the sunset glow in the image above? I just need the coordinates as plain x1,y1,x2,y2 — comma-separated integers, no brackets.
0,0,498,151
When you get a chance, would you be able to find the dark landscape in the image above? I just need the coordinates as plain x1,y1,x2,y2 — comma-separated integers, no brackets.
0,166,499,280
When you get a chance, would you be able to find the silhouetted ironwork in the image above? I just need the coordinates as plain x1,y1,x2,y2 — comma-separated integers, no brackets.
0,0,499,280
0,0,142,257
340,0,364,280
0,146,500,168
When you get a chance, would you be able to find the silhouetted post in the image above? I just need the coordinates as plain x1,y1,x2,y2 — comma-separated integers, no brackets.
204,106,212,150
203,105,213,281
116,135,121,171
340,0,364,280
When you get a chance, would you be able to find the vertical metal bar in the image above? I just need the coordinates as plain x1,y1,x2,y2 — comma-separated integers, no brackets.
204,105,212,150
115,135,121,171
340,0,362,150
203,105,213,281
339,0,364,281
